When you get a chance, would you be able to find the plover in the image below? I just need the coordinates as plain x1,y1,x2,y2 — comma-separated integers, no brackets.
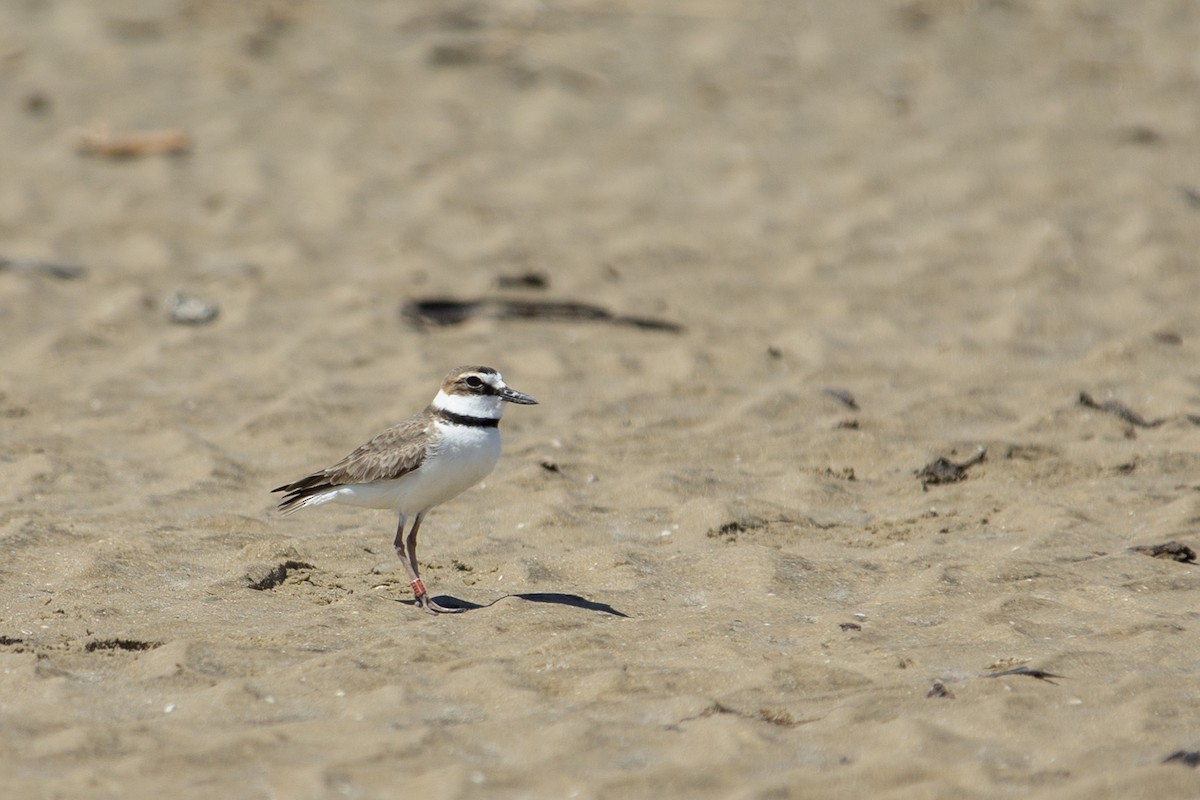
272,366,538,614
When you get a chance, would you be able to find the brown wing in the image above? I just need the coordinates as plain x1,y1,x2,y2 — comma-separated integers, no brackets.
272,415,431,512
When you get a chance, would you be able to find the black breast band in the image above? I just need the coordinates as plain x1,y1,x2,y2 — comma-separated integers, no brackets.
434,408,500,428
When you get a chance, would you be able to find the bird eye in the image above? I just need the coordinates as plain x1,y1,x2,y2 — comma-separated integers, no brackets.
465,376,483,388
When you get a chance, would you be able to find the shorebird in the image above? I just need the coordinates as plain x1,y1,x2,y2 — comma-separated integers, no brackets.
272,366,538,614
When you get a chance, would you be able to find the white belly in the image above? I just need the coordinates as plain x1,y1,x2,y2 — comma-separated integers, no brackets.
325,425,501,515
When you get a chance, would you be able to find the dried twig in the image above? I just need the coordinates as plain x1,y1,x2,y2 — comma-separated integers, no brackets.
78,120,190,158
1078,392,1165,428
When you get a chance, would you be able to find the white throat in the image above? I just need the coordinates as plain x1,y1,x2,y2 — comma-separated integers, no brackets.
432,389,505,420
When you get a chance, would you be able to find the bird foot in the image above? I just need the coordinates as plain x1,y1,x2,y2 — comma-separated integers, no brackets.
411,579,467,614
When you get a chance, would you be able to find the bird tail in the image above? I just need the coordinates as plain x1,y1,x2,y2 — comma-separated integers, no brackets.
271,474,335,514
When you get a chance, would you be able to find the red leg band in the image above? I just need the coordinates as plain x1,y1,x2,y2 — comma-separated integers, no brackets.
410,578,427,597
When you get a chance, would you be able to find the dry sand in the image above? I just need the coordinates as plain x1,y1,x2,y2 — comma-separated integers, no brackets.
3,1,1200,797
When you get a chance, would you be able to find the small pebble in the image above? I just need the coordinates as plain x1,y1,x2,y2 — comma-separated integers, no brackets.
166,290,219,325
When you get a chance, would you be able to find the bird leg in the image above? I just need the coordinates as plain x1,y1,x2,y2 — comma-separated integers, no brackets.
393,513,420,589
394,512,464,614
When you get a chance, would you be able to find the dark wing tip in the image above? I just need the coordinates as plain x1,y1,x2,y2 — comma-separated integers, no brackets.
271,472,332,508
274,481,335,512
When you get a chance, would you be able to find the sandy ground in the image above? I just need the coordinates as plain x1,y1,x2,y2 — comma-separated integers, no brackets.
3,1,1200,797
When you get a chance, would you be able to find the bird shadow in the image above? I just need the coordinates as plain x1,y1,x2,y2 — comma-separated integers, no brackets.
506,592,628,617
405,592,628,617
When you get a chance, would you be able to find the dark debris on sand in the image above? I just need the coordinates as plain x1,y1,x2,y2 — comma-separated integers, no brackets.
401,297,683,333
927,681,954,699
916,447,987,490
1130,541,1197,563
1164,750,1200,768
983,666,1063,684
